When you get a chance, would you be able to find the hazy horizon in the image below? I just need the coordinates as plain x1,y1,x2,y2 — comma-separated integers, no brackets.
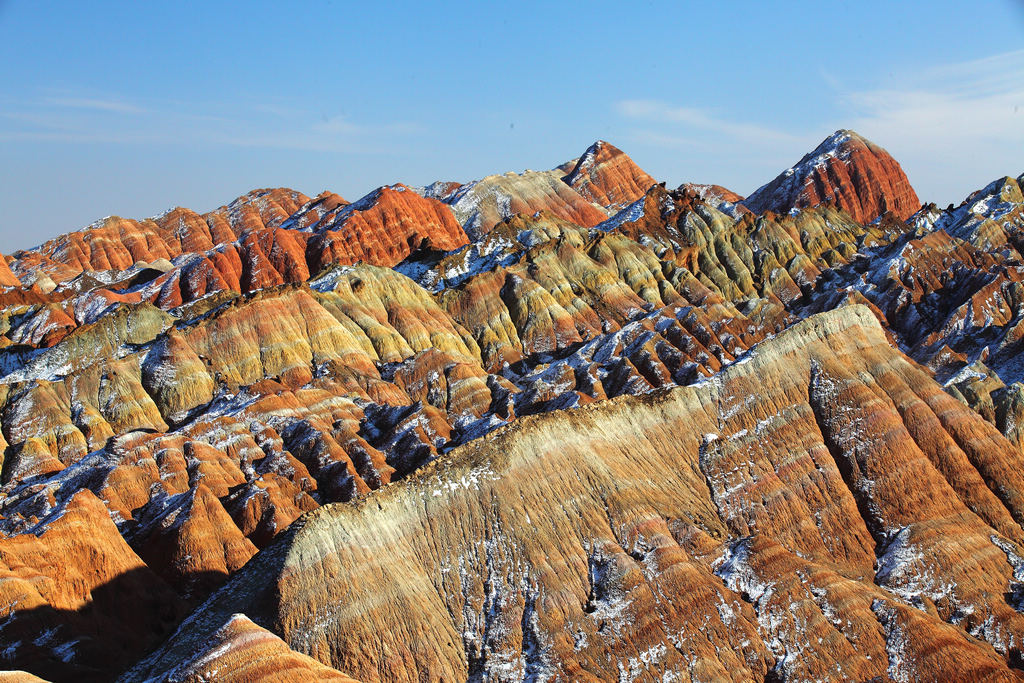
2,1,1023,253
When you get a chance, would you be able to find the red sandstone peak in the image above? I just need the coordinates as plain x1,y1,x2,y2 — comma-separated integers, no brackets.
742,130,921,223
562,140,658,210
307,183,469,270
204,187,312,234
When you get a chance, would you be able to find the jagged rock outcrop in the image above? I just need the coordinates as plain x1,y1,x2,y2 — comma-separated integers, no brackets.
743,130,921,223
679,183,747,214
562,140,657,211
126,307,1024,682
796,175,1024,396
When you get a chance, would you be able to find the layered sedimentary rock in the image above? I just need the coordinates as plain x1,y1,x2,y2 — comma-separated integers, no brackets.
562,140,657,211
6,184,464,311
0,259,21,289
156,614,359,683
304,184,468,271
743,129,921,223
797,174,1024,391
595,182,906,316
0,490,184,681
127,307,1024,682
439,170,610,238
679,183,743,204
12,188,312,282
679,183,747,214
4,134,1024,681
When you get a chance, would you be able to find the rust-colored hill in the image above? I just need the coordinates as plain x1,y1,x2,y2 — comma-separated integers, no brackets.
743,130,921,223
562,140,658,211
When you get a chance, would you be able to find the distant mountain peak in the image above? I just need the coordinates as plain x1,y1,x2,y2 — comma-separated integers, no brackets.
744,130,920,223
562,140,657,211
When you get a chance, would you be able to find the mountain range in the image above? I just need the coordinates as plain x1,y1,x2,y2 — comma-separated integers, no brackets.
2,130,1024,682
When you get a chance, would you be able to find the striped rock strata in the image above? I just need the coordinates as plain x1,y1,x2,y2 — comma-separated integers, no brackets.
128,306,1024,682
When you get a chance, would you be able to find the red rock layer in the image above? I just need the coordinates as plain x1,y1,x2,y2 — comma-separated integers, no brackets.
14,188,312,277
0,258,21,288
743,129,921,223
307,184,468,271
562,140,657,210
679,182,745,205
10,185,467,310
158,615,360,682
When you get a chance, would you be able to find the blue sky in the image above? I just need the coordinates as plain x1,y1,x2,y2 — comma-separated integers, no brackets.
1,1,1023,252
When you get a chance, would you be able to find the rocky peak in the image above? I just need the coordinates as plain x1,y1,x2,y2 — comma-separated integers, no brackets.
743,129,921,223
562,140,658,211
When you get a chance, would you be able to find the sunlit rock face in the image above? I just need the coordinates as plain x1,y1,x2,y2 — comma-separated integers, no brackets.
438,169,610,239
743,129,921,223
127,307,1024,682
7,184,467,310
3,136,1024,680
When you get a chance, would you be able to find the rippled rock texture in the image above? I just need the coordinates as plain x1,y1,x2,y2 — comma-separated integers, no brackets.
127,307,1024,682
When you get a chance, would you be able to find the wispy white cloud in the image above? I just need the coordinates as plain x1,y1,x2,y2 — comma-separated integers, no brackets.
45,96,147,114
0,91,422,154
616,99,799,145
840,49,1024,203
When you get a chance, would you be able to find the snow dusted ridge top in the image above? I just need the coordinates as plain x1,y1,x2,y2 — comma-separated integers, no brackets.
743,130,858,213
789,129,858,174
740,128,921,224
562,140,603,180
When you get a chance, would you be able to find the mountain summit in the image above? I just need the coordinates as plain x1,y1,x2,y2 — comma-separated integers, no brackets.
743,129,921,223
562,140,658,211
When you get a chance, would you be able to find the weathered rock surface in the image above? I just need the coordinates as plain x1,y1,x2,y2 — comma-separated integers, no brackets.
743,130,921,223
679,183,747,214
440,170,609,238
158,614,359,682
7,184,464,311
0,490,184,681
126,307,1024,682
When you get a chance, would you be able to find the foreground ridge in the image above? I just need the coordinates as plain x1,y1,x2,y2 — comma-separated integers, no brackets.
127,306,1024,682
